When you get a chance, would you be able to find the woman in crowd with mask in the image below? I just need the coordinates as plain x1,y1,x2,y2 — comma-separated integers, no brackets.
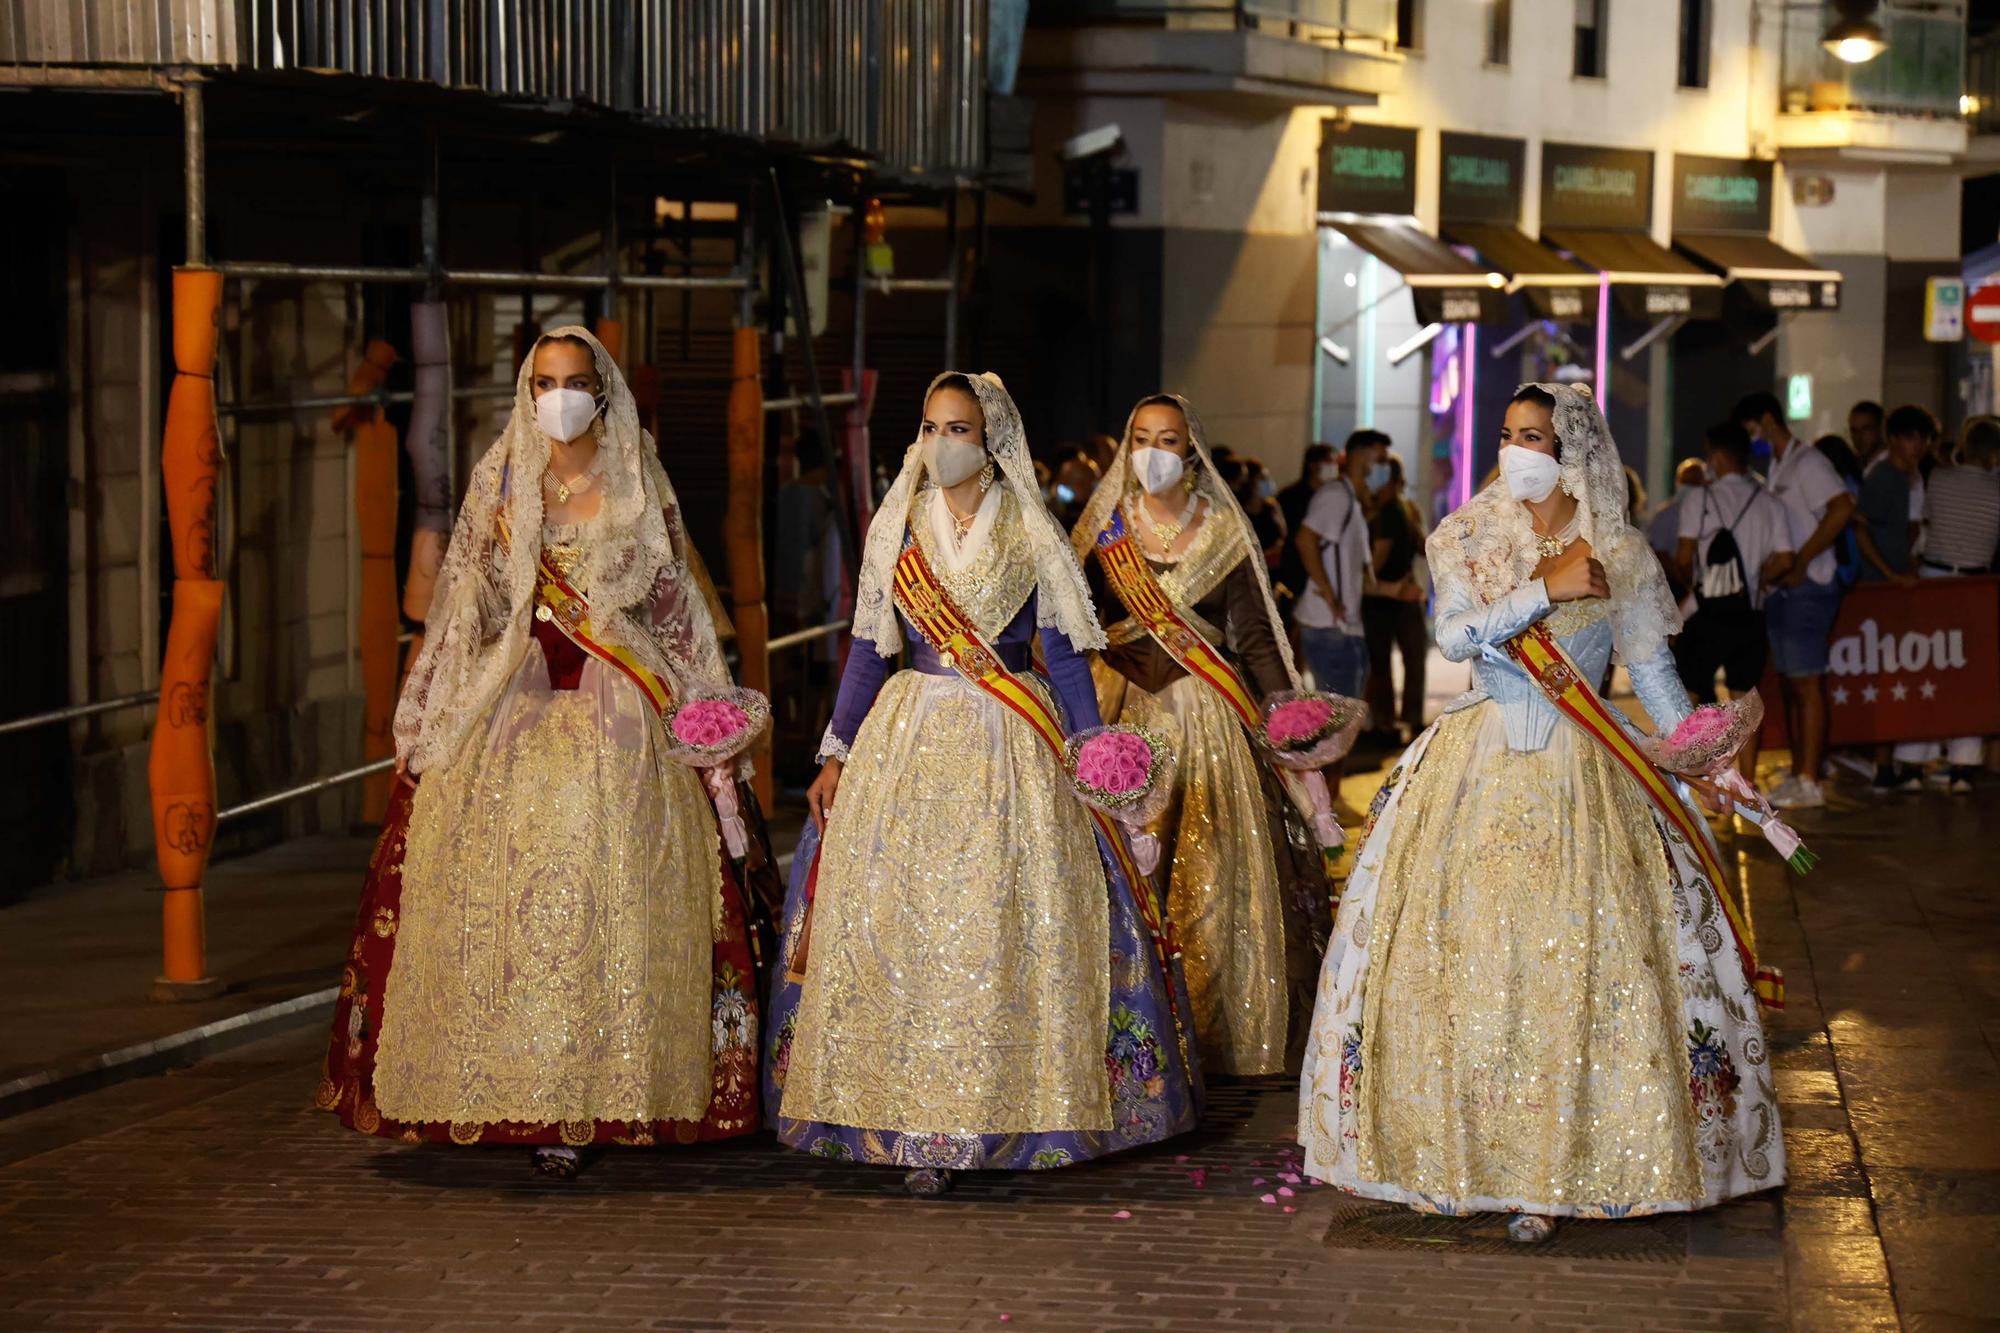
1298,383,1785,1242
1235,458,1289,572
320,329,766,1178
765,373,1199,1195
1072,394,1330,1076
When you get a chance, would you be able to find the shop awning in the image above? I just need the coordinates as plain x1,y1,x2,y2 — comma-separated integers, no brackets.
1440,223,1598,320
1542,228,1726,320
1326,218,1508,324
1673,233,1843,310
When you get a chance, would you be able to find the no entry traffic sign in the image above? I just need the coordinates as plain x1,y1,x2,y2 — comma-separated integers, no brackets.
1969,283,2000,343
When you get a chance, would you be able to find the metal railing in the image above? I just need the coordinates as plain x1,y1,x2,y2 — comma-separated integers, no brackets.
1037,0,1398,46
1968,30,2000,133
1778,1,1966,120
0,0,988,177
0,692,157,738
765,619,852,653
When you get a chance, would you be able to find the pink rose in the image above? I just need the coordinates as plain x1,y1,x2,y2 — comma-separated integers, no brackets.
672,698,750,749
1668,706,1732,749
1268,698,1334,749
1076,731,1153,795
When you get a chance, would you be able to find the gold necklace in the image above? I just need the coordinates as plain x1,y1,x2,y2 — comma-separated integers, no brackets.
1533,508,1582,560
543,459,603,505
1133,491,1199,550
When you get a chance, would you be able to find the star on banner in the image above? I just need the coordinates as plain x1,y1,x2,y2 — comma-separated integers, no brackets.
1862,684,1880,703
1831,685,1851,706
1891,681,1909,702
1920,679,1938,700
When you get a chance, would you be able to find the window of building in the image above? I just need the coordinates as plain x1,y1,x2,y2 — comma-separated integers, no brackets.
1678,0,1711,88
1487,0,1512,65
1397,0,1423,51
1573,0,1607,78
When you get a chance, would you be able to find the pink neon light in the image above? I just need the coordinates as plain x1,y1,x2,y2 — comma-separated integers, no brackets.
1594,274,1611,402
1457,322,1476,508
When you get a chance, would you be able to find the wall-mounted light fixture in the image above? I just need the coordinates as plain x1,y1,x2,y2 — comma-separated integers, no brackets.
1822,0,1886,64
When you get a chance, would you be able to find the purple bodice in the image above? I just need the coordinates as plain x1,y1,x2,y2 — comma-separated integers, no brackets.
824,590,1102,756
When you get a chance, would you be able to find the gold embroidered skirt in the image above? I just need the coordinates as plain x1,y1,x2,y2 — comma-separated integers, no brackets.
1317,701,1711,1212
1099,662,1287,1076
372,654,721,1127
781,669,1113,1135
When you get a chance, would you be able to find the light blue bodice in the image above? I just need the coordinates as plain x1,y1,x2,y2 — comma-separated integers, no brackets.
1436,576,1692,753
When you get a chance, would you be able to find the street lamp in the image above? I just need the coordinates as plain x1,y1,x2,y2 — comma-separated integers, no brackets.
1822,1,1887,64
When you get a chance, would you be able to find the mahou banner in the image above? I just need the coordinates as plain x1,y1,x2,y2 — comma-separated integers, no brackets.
1760,576,2000,746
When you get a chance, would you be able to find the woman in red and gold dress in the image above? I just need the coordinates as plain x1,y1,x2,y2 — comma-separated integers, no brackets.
318,327,762,1177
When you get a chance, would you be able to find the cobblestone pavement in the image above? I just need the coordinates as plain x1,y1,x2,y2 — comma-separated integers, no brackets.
0,759,1992,1331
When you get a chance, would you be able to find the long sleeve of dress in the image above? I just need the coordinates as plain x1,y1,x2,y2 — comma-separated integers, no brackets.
1626,644,1694,737
818,638,894,762
1433,571,1552,664
1034,594,1105,733
1222,558,1292,698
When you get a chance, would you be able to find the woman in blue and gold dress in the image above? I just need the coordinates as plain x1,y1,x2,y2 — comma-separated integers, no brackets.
1298,383,1785,1241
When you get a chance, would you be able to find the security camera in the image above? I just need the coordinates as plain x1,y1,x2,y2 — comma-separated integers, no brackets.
1061,124,1124,162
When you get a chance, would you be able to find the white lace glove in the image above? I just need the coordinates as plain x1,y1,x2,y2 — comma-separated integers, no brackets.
1121,824,1161,877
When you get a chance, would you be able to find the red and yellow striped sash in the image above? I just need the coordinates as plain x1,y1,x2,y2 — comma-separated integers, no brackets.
1507,622,1784,1010
532,550,674,716
1094,511,1262,731
890,534,1179,976
1096,511,1341,883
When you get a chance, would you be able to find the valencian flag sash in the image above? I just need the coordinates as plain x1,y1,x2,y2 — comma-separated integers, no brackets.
1093,508,1339,881
889,531,1190,1039
1506,621,1785,1010
497,510,675,715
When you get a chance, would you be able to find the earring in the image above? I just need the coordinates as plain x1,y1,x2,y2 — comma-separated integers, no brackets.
979,457,996,491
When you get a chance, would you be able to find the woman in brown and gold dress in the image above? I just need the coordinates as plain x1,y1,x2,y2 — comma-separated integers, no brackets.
1072,394,1330,1076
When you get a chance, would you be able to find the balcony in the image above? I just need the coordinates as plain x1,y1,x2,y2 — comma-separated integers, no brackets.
0,0,988,180
1775,1,1968,160
1022,0,1400,106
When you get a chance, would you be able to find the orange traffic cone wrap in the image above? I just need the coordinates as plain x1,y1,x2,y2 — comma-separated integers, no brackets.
330,337,398,436
356,416,400,818
723,325,772,809
149,266,225,990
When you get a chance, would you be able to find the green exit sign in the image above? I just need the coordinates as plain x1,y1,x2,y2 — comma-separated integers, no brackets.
1787,373,1813,421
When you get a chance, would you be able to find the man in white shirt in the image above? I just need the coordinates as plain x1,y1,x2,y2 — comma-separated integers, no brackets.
1673,421,1794,782
1733,392,1857,810
1293,429,1388,707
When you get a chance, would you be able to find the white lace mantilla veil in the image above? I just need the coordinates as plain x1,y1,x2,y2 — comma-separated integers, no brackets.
392,325,730,774
851,370,1106,655
1431,380,1679,664
1070,393,1302,689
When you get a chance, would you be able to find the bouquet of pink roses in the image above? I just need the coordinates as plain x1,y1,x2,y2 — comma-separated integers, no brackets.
1255,690,1364,858
1063,724,1177,825
660,687,771,768
1639,692,1817,874
1258,690,1366,771
662,687,771,860
1064,725,1176,877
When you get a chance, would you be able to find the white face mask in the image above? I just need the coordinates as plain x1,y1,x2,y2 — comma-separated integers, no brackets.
536,387,601,444
1499,444,1562,503
1131,446,1186,495
925,435,988,488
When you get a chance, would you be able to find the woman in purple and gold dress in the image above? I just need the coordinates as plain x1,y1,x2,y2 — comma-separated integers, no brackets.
764,372,1200,1195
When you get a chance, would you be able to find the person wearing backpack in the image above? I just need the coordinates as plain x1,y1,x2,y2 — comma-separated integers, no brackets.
1673,421,1796,784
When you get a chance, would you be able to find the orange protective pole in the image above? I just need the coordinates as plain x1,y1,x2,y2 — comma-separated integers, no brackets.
724,326,772,808
331,338,398,435
148,266,225,994
355,416,400,818
593,317,623,369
